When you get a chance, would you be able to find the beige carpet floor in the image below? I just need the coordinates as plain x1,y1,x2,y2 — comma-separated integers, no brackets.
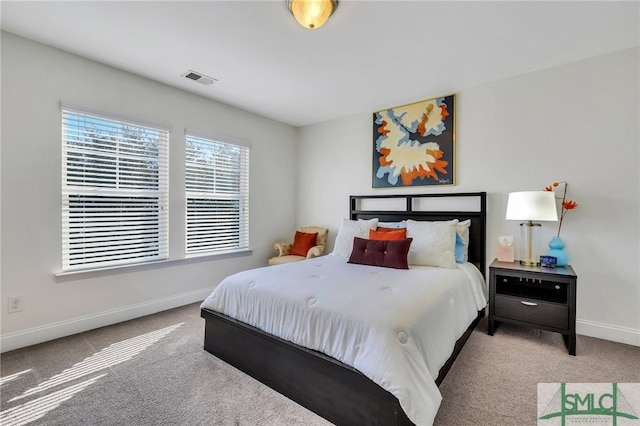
1,303,638,425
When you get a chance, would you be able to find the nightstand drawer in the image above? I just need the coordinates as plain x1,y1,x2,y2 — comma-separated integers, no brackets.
494,295,568,329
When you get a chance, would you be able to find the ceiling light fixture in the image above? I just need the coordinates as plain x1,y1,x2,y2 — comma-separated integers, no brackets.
287,0,338,30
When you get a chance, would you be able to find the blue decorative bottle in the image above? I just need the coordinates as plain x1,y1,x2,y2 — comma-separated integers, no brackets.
547,236,569,266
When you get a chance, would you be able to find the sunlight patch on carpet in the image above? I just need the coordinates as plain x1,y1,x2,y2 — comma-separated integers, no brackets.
0,374,106,426
0,322,184,425
8,322,183,402
0,370,32,387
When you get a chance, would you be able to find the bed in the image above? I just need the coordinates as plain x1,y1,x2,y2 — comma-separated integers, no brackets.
201,192,487,426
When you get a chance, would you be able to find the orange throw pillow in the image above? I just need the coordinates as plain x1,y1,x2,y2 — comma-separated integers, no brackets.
290,231,318,256
369,228,407,241
375,227,404,232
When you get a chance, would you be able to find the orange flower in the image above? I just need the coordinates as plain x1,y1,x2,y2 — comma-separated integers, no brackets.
545,181,578,237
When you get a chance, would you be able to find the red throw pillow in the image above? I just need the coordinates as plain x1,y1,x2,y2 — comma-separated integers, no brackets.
290,231,318,257
369,228,407,241
348,237,413,269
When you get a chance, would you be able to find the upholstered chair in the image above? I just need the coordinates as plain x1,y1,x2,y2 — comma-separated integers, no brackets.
268,226,328,266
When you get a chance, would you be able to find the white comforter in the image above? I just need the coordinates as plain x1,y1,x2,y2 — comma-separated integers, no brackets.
200,255,487,426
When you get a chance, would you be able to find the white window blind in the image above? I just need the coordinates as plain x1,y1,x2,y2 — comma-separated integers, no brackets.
185,132,250,255
61,106,169,272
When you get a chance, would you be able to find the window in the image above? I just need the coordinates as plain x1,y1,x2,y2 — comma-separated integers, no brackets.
61,105,169,272
185,131,250,255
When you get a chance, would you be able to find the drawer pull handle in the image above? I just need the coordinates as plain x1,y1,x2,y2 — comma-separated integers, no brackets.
521,301,538,307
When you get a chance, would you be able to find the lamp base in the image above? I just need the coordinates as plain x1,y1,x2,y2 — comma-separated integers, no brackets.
519,221,541,266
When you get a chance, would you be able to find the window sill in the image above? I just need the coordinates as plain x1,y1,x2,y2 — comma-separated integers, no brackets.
55,249,253,282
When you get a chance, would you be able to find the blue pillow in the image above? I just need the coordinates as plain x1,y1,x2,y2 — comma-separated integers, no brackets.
455,232,465,264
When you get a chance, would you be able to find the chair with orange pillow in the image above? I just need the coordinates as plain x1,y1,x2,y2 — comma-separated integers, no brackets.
268,226,329,266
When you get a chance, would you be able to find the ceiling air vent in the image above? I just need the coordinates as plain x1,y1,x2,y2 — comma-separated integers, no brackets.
182,70,217,86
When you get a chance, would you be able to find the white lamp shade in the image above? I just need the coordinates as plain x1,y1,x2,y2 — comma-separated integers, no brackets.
505,191,558,222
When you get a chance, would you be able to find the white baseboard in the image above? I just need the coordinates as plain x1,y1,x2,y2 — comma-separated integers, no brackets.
0,287,214,353
4,298,637,353
577,319,640,347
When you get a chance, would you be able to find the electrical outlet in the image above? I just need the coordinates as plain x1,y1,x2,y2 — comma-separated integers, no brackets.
8,296,23,313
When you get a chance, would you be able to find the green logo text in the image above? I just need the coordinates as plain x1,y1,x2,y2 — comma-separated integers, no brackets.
540,383,639,426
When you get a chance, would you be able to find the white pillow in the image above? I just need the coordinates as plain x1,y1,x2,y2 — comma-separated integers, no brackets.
406,219,459,268
377,221,407,229
331,218,379,258
457,219,471,262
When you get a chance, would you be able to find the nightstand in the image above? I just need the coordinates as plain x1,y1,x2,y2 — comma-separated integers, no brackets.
488,259,577,355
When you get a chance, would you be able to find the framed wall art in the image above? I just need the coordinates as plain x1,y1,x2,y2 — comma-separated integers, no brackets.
372,94,455,188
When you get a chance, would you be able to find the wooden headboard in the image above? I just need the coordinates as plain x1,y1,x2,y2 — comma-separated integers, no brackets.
349,192,487,276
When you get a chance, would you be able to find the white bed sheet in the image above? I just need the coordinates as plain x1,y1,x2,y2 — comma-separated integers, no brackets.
200,256,487,426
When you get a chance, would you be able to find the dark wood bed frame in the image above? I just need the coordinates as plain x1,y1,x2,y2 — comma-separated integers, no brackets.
201,192,487,426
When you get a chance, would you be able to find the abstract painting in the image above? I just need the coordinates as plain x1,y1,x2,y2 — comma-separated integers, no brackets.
373,94,455,188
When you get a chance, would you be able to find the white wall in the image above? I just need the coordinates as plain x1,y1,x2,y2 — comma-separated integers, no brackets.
297,47,640,346
0,33,298,351
2,33,638,351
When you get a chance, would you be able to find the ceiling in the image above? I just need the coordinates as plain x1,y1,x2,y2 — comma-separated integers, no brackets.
1,1,638,127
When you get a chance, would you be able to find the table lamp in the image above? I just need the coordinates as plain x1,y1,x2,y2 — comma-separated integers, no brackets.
505,191,558,266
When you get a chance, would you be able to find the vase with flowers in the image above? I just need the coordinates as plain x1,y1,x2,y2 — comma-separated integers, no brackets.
544,181,578,266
